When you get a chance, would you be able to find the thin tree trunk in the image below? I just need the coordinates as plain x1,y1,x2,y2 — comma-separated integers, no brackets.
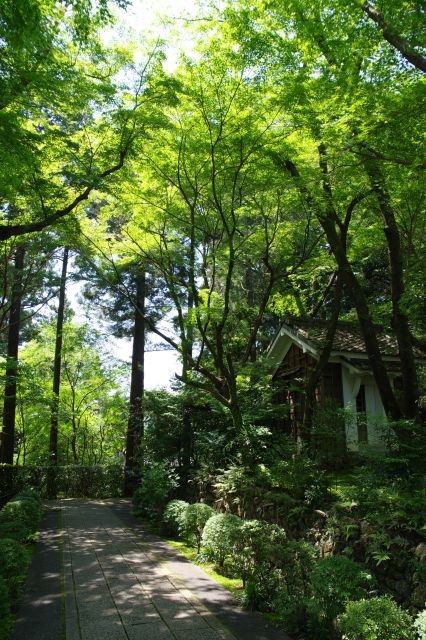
302,275,343,445
364,160,419,419
124,270,145,495
47,247,69,496
0,245,25,464
320,216,403,421
282,155,403,423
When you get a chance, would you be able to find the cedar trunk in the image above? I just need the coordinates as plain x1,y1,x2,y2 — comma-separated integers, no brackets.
0,246,25,464
124,270,145,495
49,247,69,465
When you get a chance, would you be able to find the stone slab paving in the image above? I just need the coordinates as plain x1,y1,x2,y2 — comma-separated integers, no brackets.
14,498,292,640
12,508,63,640
107,499,292,640
61,499,237,640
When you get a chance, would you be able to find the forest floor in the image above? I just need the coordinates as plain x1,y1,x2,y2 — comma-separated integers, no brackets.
11,499,291,640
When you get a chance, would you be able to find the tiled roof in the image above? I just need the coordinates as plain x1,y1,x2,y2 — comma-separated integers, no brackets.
281,317,419,358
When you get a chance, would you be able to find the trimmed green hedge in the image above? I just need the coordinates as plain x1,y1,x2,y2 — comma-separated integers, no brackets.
0,464,124,501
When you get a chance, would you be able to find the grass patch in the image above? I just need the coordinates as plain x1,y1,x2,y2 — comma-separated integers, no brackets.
327,468,362,501
166,539,243,598
129,513,244,598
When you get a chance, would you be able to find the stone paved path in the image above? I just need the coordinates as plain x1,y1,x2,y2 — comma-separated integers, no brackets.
13,498,291,640
62,499,235,640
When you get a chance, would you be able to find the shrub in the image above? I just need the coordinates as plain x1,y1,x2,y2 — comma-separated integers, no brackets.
0,575,10,620
0,492,42,543
337,596,416,640
0,538,29,599
1,497,41,531
242,537,316,636
414,609,426,640
132,461,179,520
16,487,42,506
0,519,32,544
180,503,215,552
163,500,189,536
201,513,241,567
233,520,287,586
308,556,374,639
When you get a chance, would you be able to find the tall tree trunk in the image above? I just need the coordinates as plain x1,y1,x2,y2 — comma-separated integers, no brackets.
124,270,145,496
180,222,196,498
282,155,403,423
364,160,419,419
0,245,25,464
320,215,403,421
47,247,69,496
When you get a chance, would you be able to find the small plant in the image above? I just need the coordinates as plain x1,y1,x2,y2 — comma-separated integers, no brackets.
233,520,287,586
414,609,426,640
242,536,316,636
201,513,241,567
308,555,374,639
337,596,416,640
163,500,189,536
0,538,29,599
132,461,179,520
180,503,215,552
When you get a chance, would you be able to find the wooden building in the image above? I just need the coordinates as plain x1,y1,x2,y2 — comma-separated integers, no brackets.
268,318,406,450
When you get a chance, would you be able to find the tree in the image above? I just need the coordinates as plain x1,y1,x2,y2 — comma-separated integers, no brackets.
0,245,25,463
16,320,127,465
49,247,69,467
0,1,173,240
216,0,425,428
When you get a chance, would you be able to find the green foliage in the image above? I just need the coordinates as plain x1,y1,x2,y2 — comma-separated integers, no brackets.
308,556,374,638
337,597,415,640
414,610,426,640
0,519,32,544
0,538,29,599
0,465,124,498
0,574,11,630
163,500,189,536
180,503,215,552
132,461,179,520
241,535,316,635
16,487,42,506
201,513,242,567
233,520,287,585
1,496,41,533
213,457,329,535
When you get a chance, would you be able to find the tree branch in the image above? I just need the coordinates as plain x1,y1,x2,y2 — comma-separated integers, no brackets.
362,1,426,72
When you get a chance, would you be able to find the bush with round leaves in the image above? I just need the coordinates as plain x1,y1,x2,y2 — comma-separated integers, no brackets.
0,538,29,599
201,513,241,567
163,500,189,536
307,555,375,639
337,596,416,640
180,503,215,552
242,536,316,636
414,609,426,640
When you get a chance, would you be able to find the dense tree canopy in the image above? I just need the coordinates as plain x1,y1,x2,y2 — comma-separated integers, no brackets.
0,0,424,475
0,3,425,638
